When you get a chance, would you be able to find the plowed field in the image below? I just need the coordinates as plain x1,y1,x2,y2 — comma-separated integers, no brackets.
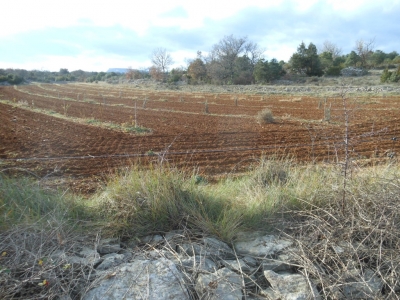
1,83,399,193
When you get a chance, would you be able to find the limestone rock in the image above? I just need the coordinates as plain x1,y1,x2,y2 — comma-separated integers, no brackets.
180,255,217,273
341,67,367,77
97,238,121,254
221,258,254,274
177,243,204,256
242,256,258,268
263,270,321,300
202,237,235,259
67,247,101,266
234,234,292,257
140,234,163,245
341,268,384,299
262,258,292,272
96,253,125,270
83,258,189,300
195,267,242,300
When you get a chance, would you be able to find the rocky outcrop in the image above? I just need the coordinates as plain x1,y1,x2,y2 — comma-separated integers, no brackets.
262,270,321,300
341,67,368,77
44,231,390,299
83,258,189,300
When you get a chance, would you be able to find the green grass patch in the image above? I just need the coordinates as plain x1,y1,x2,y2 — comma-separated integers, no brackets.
89,158,400,241
1,158,399,243
0,175,92,231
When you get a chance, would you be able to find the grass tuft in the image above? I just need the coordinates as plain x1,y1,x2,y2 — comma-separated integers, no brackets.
256,108,274,124
1,159,400,298
0,175,90,231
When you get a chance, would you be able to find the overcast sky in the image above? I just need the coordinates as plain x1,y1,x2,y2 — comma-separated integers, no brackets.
1,0,399,72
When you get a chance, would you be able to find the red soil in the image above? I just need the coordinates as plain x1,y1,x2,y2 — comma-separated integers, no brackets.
1,84,399,194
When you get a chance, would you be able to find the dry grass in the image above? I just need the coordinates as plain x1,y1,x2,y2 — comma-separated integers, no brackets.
1,158,400,298
256,108,275,124
280,163,400,299
0,221,95,299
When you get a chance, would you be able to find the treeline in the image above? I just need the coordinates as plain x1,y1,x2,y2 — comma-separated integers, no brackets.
2,36,400,86
0,68,138,85
179,36,400,84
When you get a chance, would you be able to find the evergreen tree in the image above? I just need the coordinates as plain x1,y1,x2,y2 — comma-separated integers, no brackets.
345,51,361,67
289,42,323,76
254,58,284,83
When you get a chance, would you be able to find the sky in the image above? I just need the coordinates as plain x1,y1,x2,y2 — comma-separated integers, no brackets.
1,0,399,72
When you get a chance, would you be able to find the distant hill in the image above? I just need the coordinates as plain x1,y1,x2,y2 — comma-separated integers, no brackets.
107,68,129,73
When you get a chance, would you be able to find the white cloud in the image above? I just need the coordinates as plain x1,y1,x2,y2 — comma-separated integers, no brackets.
2,0,286,37
1,0,399,71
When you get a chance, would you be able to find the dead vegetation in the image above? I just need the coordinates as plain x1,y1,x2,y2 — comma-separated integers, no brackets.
282,173,400,298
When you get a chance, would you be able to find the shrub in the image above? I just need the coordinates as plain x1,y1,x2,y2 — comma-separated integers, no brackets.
7,75,24,85
256,108,274,124
325,65,342,76
380,68,392,83
381,66,400,83
389,66,400,82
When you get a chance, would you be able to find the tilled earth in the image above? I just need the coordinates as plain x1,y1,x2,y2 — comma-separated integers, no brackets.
1,83,399,194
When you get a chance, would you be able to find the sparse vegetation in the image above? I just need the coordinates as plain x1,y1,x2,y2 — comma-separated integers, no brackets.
256,108,274,124
1,73,400,298
1,157,399,298
381,66,400,83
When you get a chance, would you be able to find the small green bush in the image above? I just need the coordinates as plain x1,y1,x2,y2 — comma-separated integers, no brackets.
381,68,392,83
381,66,400,83
325,65,342,76
7,75,24,84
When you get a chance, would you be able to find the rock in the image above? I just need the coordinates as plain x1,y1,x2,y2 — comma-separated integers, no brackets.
242,256,258,268
96,253,125,270
177,237,235,260
78,247,100,259
262,258,292,272
180,255,217,273
221,258,254,274
341,67,367,77
234,234,293,257
341,268,384,299
141,234,163,244
195,267,243,299
202,237,236,259
177,243,204,256
67,247,101,266
49,250,67,263
164,230,185,241
83,258,189,300
163,230,185,251
263,270,321,300
97,238,121,254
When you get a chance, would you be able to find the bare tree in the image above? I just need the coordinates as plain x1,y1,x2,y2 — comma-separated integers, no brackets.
205,35,265,83
322,41,342,60
244,41,265,72
211,35,248,81
149,65,163,81
151,48,173,74
354,38,375,68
